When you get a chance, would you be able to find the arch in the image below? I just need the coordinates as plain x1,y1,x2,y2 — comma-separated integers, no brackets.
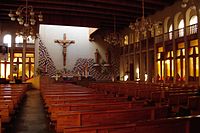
174,12,183,30
163,17,170,33
185,6,197,26
3,34,12,47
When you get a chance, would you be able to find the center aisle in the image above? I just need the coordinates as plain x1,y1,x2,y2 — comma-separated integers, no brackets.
12,89,54,133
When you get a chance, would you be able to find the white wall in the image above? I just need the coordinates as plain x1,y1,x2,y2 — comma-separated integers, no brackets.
38,24,101,70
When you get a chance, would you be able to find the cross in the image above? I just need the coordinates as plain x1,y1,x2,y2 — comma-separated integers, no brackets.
51,74,60,81
54,33,75,67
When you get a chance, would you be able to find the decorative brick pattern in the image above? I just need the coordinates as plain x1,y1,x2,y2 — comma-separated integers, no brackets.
72,46,119,81
38,35,57,76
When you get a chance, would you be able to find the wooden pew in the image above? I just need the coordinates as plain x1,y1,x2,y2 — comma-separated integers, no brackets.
55,106,169,133
0,105,10,124
187,96,200,115
45,96,128,107
49,101,138,122
0,83,27,131
0,118,1,133
64,115,200,133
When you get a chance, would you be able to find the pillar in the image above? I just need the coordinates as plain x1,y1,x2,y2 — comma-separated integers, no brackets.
22,38,26,82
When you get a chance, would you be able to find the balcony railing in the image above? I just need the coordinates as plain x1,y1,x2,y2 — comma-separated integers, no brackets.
14,43,35,48
174,28,184,39
164,31,173,41
186,23,198,36
156,24,198,43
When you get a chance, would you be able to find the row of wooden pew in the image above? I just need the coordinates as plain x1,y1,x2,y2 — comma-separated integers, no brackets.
41,83,172,133
40,80,200,133
89,82,200,115
0,84,28,133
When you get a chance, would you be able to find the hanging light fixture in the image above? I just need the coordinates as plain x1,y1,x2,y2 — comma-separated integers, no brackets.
181,0,196,9
181,0,189,8
104,16,122,46
15,26,37,40
129,0,153,35
8,0,43,38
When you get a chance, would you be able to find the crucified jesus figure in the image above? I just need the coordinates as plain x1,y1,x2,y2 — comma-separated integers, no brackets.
55,33,75,67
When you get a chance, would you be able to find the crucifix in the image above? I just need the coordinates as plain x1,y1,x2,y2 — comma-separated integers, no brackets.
54,33,75,67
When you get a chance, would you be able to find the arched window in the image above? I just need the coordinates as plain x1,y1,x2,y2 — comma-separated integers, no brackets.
190,15,198,25
178,19,184,37
27,36,35,44
189,15,198,34
169,24,173,40
3,34,12,47
15,35,23,44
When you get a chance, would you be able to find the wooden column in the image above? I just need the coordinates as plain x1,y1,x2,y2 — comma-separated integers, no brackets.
146,34,149,82
154,28,158,83
22,38,26,82
197,3,200,86
172,17,177,84
10,36,15,81
162,20,166,84
134,38,136,81
184,10,189,85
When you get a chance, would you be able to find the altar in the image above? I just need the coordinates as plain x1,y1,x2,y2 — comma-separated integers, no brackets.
51,72,81,82
51,70,95,83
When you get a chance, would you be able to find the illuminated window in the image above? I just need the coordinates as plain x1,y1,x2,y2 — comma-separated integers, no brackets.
15,35,23,43
188,39,199,79
189,48,193,55
183,58,185,79
182,49,185,56
6,64,10,79
162,61,164,79
190,16,197,25
165,60,170,77
136,67,140,79
190,39,198,47
166,52,170,58
190,16,198,34
195,47,198,54
178,42,185,49
157,60,164,80
177,59,181,77
27,36,35,43
157,53,161,59
189,58,194,76
14,53,22,57
177,50,181,56
178,19,184,37
169,24,173,40
3,34,12,47
196,57,199,77
172,60,174,76
158,47,163,52
157,61,160,78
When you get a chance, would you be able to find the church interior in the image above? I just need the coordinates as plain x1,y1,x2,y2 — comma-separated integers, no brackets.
0,0,200,132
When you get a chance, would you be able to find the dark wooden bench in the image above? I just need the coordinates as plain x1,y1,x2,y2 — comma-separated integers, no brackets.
63,114,200,133
55,106,169,133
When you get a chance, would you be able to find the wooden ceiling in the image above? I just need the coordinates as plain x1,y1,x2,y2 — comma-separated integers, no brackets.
0,0,177,29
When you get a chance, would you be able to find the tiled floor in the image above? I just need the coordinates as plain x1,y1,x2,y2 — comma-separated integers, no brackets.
11,89,54,133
